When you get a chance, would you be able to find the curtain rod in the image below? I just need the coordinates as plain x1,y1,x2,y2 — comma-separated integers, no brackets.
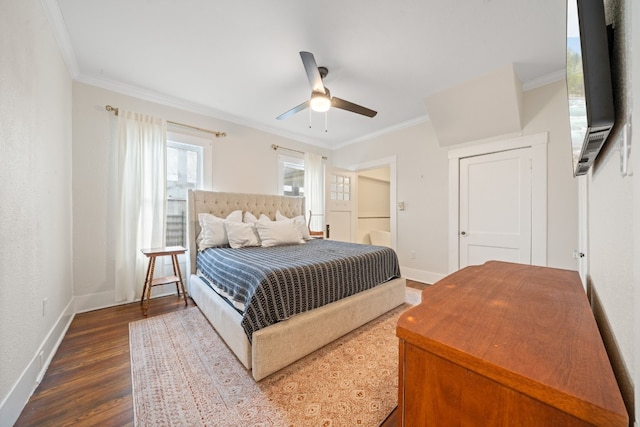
105,105,227,138
271,144,327,160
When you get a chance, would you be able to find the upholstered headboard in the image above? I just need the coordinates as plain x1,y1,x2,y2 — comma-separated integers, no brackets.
186,190,305,274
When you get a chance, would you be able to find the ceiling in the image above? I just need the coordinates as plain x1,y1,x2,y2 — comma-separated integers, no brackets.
49,0,566,148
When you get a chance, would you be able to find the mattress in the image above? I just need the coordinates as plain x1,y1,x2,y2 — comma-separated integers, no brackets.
196,239,401,341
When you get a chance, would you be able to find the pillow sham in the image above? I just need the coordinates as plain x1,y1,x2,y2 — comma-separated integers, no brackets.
224,221,261,248
243,212,271,223
197,210,243,250
243,211,259,223
256,219,304,247
275,210,312,240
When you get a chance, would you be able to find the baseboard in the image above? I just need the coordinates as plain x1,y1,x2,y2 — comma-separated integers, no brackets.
400,266,445,285
74,284,180,314
1,284,183,426
74,289,117,313
0,299,75,427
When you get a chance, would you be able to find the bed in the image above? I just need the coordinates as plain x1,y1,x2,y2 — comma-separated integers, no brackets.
186,190,406,381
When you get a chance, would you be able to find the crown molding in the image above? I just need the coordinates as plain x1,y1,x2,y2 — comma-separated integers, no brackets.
333,115,429,150
522,68,566,91
40,0,79,78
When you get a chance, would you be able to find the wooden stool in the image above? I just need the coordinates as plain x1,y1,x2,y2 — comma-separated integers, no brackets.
140,246,188,316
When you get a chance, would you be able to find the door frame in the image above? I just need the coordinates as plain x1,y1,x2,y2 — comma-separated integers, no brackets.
577,174,588,289
345,156,397,249
447,133,548,273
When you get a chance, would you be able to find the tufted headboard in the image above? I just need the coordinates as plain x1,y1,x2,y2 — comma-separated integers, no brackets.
186,190,305,274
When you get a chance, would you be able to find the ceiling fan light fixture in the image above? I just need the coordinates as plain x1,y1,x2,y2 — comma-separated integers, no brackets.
276,52,377,121
310,92,331,112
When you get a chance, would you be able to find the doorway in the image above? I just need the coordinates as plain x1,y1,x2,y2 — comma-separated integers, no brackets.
325,156,397,248
357,167,391,246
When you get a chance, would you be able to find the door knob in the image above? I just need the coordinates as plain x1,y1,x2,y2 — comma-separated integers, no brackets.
460,231,467,236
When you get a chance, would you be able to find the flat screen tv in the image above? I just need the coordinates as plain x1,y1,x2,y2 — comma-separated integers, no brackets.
566,0,615,176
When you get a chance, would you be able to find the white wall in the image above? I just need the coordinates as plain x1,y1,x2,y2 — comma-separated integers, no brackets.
521,80,579,270
633,0,640,419
333,121,450,284
0,0,74,424
357,173,390,244
587,0,637,420
624,1,640,424
71,82,330,309
333,79,578,283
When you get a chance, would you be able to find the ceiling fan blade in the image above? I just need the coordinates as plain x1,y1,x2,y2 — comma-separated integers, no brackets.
300,51,326,94
331,97,378,118
276,100,310,120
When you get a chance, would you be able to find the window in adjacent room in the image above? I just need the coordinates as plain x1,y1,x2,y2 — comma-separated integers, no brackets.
165,133,212,247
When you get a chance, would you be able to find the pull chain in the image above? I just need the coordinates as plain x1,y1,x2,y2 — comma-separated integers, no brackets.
307,109,329,132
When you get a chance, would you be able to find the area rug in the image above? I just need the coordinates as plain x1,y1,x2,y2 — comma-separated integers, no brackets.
130,294,417,426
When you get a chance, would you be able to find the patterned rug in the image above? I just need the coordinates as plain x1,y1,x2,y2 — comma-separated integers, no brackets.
130,293,418,426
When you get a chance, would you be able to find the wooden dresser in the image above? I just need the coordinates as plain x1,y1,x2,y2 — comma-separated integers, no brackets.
396,261,627,426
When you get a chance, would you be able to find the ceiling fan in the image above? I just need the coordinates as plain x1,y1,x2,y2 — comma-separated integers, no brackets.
276,51,378,120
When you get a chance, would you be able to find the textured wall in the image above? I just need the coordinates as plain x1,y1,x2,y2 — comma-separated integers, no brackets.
0,0,73,420
587,0,636,421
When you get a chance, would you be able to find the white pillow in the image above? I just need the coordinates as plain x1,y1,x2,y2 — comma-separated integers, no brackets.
275,210,289,221
225,221,261,248
243,211,259,223
275,210,311,240
226,210,243,223
259,213,271,222
197,210,243,250
256,219,304,247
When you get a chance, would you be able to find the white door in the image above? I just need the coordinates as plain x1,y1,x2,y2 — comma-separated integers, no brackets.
325,168,356,242
459,148,532,268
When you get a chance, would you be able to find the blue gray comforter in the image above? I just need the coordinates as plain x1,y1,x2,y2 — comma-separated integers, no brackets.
196,239,401,342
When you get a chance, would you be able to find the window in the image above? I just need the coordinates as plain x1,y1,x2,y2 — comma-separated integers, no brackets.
278,154,305,197
165,133,212,247
330,173,350,201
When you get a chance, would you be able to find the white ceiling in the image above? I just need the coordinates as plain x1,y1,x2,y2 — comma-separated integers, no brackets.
48,0,566,148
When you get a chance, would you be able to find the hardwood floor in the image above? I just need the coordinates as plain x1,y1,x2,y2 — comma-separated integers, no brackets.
15,295,191,426
16,280,428,426
405,279,428,291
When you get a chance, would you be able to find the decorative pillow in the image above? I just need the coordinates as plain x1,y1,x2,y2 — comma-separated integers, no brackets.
227,210,243,222
243,211,259,223
275,210,311,240
224,221,261,248
197,210,243,250
259,213,271,222
256,219,304,247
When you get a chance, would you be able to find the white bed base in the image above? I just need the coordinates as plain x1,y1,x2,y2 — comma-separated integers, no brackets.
190,274,406,381
186,189,406,381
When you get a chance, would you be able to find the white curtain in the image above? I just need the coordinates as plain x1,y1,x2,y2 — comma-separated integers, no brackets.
304,152,324,232
115,110,167,302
